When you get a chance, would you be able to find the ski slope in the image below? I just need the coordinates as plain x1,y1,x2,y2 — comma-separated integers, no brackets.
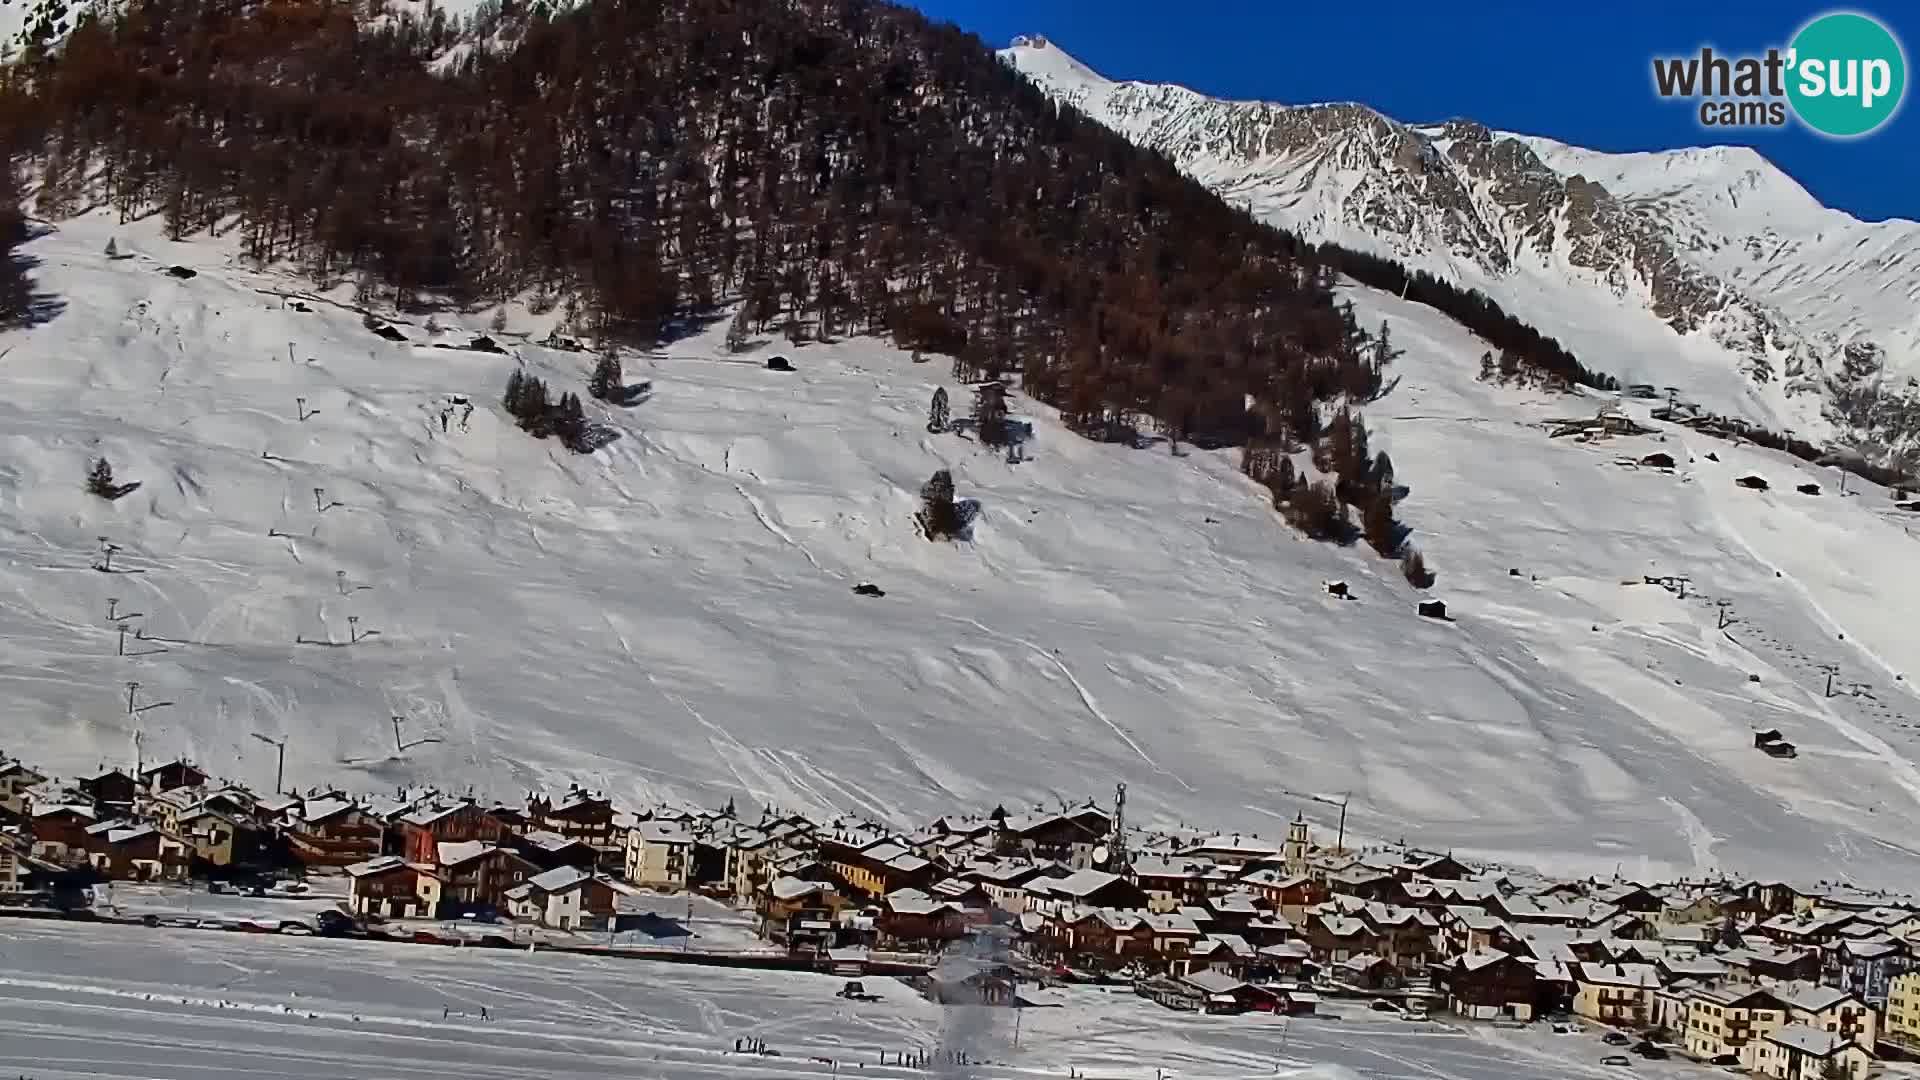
5,212,1920,887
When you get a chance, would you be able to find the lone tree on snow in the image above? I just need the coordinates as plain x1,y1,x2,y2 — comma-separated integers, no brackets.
927,387,950,434
503,370,594,453
917,469,961,541
87,457,119,499
972,381,1009,447
85,456,142,501
588,350,623,402
1402,547,1436,589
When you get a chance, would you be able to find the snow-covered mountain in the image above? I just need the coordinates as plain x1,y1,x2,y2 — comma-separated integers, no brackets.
11,210,1920,889
1003,36,1920,463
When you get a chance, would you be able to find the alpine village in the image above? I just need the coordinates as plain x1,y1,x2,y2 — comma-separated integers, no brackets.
2,743,1917,1080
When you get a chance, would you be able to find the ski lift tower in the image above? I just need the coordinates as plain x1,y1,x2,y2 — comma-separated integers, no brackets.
1108,782,1132,878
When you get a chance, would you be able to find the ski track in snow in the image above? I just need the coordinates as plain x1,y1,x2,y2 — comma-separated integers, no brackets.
956,615,1191,792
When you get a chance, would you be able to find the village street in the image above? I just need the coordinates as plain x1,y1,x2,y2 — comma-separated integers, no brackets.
0,919,1747,1080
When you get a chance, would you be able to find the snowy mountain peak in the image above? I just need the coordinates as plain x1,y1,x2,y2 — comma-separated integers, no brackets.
1000,35,1109,93
1004,42,1920,466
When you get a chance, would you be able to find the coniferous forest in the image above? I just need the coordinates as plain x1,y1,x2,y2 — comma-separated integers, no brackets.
0,0,1468,557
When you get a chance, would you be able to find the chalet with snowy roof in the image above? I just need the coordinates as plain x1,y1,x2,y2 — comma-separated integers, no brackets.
1445,949,1537,1021
399,800,507,865
505,865,618,930
0,758,46,818
146,786,202,834
1026,869,1149,916
991,804,1111,867
77,768,138,814
717,828,781,901
1830,936,1910,1006
139,760,207,796
1175,969,1284,1014
817,834,935,900
1674,983,1790,1064
1758,910,1857,948
525,787,620,868
435,841,535,915
507,828,600,873
29,804,97,866
1841,905,1920,938
1129,854,1215,912
1740,880,1816,919
757,876,848,951
177,803,263,869
1656,887,1731,928
956,860,1068,914
1303,911,1379,965
1138,911,1203,966
1571,962,1662,1027
878,888,966,946
345,856,443,919
1233,867,1320,916
1187,933,1258,978
85,821,189,881
1441,906,1516,956
1178,833,1281,868
287,797,385,866
1754,1023,1873,1080
1336,953,1399,990
1311,897,1439,970
1044,907,1156,971
1595,882,1665,915
1721,944,1823,982
626,820,695,890
1776,982,1876,1051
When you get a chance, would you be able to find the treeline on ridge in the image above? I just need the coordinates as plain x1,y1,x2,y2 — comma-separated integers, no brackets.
0,0,1441,557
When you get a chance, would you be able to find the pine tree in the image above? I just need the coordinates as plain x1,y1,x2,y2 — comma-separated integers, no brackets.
556,392,588,450
927,387,950,434
104,237,118,258
503,369,528,417
86,457,117,499
1402,547,1435,589
1362,489,1398,556
917,469,960,540
973,381,1009,447
725,304,751,354
1373,451,1395,494
1479,351,1496,382
588,350,623,402
0,172,32,324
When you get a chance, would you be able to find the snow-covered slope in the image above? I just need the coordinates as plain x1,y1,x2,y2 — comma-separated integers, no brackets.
1003,36,1920,461
10,211,1920,887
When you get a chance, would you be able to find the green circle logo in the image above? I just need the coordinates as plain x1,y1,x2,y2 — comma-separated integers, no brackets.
1787,12,1907,137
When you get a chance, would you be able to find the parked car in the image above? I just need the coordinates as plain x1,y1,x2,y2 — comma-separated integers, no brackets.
1601,1056,1633,1067
1633,1043,1669,1060
1401,1010,1430,1022
1710,1055,1741,1068
1370,999,1400,1013
1602,1032,1633,1046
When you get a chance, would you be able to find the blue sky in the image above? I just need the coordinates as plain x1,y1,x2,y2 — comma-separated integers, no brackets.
906,1,1917,223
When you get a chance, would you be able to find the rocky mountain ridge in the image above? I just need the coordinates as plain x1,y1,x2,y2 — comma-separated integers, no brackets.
1005,35,1920,465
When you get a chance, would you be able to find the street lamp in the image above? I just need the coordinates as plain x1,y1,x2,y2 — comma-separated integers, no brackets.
251,732,287,794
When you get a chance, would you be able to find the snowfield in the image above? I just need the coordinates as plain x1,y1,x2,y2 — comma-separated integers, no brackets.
0,919,1730,1080
6,212,1920,888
